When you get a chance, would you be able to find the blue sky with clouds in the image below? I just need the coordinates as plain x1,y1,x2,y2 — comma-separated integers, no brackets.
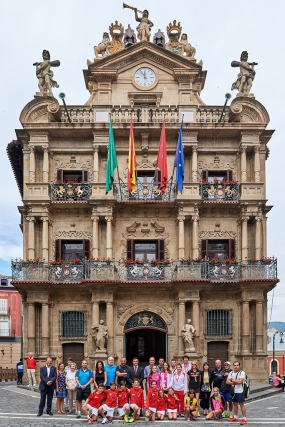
0,0,284,319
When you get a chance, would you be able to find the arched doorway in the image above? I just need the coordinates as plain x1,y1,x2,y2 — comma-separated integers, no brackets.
124,312,167,363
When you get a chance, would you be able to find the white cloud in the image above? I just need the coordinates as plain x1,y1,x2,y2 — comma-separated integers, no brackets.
0,241,22,262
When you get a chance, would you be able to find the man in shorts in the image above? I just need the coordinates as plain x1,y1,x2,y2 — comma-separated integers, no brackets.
129,379,144,422
82,383,106,424
75,360,94,418
227,361,247,425
117,380,131,422
220,361,233,418
99,381,117,423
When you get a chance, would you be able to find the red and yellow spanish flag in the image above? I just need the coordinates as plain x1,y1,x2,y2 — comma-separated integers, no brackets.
127,118,137,193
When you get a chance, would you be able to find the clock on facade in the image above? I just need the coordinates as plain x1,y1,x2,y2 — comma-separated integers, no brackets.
134,67,156,88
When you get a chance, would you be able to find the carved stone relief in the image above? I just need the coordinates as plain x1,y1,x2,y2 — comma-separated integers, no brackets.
198,230,237,254
53,158,93,181
53,230,92,258
198,156,236,176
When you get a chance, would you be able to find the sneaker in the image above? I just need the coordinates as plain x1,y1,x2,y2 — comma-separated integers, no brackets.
223,412,228,418
229,418,238,422
124,416,129,423
88,419,92,425
240,420,247,425
197,411,200,417
102,418,108,424
128,417,135,423
76,412,82,418
229,413,233,419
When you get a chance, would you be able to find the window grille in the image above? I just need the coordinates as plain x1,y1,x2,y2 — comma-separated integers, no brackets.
59,311,87,340
205,309,232,338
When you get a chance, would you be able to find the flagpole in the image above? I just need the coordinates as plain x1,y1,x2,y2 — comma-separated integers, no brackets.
116,166,123,201
169,114,184,199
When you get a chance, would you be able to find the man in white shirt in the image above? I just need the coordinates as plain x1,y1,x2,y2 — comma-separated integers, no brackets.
226,361,247,425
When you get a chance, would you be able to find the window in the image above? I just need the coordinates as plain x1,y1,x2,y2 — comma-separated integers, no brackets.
127,240,165,260
59,311,86,340
133,171,161,200
0,316,10,336
206,309,232,338
55,240,90,261
57,169,88,182
202,170,233,182
0,279,8,286
0,299,8,314
201,239,235,260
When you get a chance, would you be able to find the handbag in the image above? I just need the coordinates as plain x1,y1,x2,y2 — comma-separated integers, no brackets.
201,383,209,392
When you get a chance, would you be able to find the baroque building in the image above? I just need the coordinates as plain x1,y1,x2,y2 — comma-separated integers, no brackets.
7,13,278,383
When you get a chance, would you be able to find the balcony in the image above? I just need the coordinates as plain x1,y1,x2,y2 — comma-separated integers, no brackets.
113,180,177,202
0,329,15,337
50,183,91,202
201,182,240,202
117,262,175,281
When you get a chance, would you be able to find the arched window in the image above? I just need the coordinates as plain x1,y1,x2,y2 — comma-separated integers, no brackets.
59,311,87,340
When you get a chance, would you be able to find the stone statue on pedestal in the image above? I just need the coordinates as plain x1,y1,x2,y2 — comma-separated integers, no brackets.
182,319,196,352
231,51,258,95
33,50,60,96
92,320,108,351
134,9,153,41
94,33,111,58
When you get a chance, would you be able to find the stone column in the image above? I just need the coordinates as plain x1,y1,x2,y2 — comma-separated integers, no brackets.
28,217,36,259
192,146,198,182
255,301,263,353
178,301,185,354
92,214,99,258
27,303,36,352
41,303,49,356
192,301,200,338
92,300,99,327
29,145,36,183
192,215,199,259
255,217,262,260
105,216,113,259
93,144,99,182
41,217,49,262
42,145,49,183
106,302,114,355
242,300,250,354
178,216,185,259
241,216,249,261
254,145,261,183
240,145,247,183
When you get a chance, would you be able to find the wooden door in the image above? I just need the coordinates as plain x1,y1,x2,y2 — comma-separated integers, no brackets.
63,343,84,369
207,341,229,370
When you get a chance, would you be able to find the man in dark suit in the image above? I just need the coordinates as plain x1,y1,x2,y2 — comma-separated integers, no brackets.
37,357,57,416
129,357,144,388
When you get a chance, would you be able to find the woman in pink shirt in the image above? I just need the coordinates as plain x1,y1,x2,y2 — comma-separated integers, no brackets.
161,362,173,393
147,366,162,391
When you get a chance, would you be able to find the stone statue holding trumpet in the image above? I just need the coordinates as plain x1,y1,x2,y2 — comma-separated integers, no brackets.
123,3,153,41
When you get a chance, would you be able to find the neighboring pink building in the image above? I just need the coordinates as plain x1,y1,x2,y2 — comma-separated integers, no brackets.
0,275,22,368
267,328,285,376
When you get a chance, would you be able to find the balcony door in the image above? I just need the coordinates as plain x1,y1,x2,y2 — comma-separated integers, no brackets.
201,239,235,260
127,240,165,261
55,240,90,262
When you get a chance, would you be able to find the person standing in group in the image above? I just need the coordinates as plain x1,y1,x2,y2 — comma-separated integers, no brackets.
187,360,202,417
160,362,173,393
26,352,37,387
200,361,212,416
16,358,24,385
129,378,144,422
206,387,225,420
144,356,156,379
37,357,56,416
82,383,106,424
56,362,67,414
212,359,224,389
66,362,77,414
129,357,144,388
170,359,177,374
75,360,94,418
226,361,247,425
146,365,162,391
117,380,131,422
116,357,132,388
172,363,188,417
99,380,117,424
64,358,74,411
146,380,159,422
156,389,167,420
157,357,165,372
166,387,179,420
104,356,117,389
220,361,233,418
182,355,191,375
94,360,107,389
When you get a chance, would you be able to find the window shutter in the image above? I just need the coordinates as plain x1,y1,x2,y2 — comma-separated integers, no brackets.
127,240,134,259
157,239,165,260
201,239,208,258
57,169,63,181
55,240,62,261
229,239,235,259
226,170,233,181
82,170,88,182
202,170,208,181
83,240,90,260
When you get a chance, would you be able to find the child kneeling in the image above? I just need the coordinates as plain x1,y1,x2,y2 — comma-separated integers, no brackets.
82,383,106,424
185,389,198,421
206,387,225,421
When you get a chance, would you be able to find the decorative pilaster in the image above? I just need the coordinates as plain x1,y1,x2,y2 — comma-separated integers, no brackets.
42,145,49,183
255,301,263,353
240,145,247,183
106,301,114,355
92,298,99,327
242,300,250,354
29,145,35,183
178,301,185,354
93,144,99,182
41,303,49,356
192,146,198,182
28,217,36,259
192,301,200,339
192,215,199,259
91,213,99,258
241,216,249,261
254,145,261,183
255,216,262,260
27,303,36,352
105,216,113,259
178,215,185,259
41,217,49,261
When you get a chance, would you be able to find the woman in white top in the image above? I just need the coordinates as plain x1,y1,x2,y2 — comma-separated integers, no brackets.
65,363,77,414
161,362,173,393
172,363,188,416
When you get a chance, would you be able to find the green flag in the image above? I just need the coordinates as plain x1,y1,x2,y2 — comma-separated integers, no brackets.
105,119,118,194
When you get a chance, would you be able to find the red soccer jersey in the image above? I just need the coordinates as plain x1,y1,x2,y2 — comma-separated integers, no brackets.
130,387,144,409
157,395,167,411
117,388,130,408
146,389,158,410
166,393,178,410
87,390,106,408
105,389,118,408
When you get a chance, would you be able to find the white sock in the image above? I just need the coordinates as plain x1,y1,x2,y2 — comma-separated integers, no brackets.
234,415,238,419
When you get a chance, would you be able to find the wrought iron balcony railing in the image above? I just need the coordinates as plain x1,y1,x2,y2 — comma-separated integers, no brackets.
51,183,91,202
113,179,177,202
11,259,278,283
201,182,240,201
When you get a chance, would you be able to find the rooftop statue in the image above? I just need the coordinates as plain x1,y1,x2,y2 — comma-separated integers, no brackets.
123,3,153,41
33,50,60,96
180,33,196,60
109,21,125,54
231,51,258,95
94,32,111,58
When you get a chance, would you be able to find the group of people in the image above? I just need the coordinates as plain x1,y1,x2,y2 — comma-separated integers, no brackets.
34,354,248,425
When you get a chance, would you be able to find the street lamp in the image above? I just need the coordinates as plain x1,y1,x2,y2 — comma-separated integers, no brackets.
272,330,284,374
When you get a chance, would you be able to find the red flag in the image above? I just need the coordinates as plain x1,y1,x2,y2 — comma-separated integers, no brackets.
127,118,137,193
155,121,168,194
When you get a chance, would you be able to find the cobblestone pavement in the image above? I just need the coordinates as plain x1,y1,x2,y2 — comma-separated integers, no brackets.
0,385,284,426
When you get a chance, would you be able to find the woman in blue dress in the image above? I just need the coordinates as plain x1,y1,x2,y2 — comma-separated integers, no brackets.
56,362,67,413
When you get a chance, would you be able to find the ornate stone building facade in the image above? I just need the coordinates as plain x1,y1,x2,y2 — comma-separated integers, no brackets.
7,15,278,383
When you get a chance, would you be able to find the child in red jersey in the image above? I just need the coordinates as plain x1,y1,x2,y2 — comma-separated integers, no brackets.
129,379,144,422
99,381,117,423
82,383,106,424
117,380,131,422
146,380,159,422
156,389,167,420
166,387,179,420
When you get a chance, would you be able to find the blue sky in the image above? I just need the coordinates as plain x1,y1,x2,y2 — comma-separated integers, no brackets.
0,0,284,319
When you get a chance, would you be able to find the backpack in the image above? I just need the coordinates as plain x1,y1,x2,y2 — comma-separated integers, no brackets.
243,373,250,398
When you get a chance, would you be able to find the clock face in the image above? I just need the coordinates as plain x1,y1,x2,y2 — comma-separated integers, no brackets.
134,67,156,87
